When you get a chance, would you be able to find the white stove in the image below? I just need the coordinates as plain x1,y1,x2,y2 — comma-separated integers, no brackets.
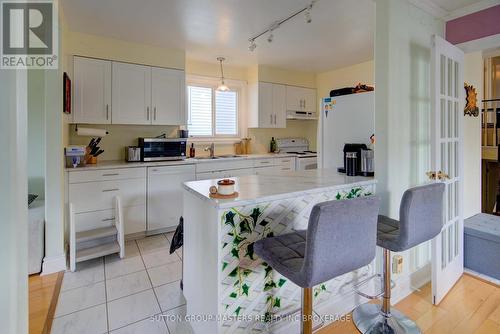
276,138,318,171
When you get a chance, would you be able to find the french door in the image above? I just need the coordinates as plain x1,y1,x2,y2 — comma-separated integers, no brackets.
430,35,465,305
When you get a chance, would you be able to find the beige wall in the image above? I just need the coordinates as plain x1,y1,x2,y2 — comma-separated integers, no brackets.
463,52,483,218
316,60,374,98
258,65,316,88
66,31,185,70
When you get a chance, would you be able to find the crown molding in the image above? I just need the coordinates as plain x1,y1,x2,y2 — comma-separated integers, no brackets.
444,0,500,21
407,0,449,19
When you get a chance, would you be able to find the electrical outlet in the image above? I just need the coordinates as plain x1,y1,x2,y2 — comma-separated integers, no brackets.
392,255,403,274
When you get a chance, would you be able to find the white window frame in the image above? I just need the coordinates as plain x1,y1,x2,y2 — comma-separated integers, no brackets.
186,75,247,143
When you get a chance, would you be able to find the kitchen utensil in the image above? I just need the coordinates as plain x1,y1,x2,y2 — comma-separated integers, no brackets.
93,150,104,157
360,149,374,176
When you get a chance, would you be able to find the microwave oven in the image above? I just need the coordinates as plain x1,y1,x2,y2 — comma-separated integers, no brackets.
138,138,187,161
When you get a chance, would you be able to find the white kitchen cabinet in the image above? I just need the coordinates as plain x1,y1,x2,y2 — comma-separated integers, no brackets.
151,67,186,125
73,57,112,124
249,82,286,128
68,167,147,237
112,62,152,125
286,86,316,112
147,165,196,232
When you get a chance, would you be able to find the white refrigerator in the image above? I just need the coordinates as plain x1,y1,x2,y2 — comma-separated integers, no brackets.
319,91,375,170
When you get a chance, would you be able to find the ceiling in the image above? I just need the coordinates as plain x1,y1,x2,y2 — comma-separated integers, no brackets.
431,0,488,12
61,0,375,73
61,0,487,73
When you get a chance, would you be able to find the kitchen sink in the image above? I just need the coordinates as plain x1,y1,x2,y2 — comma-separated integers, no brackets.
196,155,247,160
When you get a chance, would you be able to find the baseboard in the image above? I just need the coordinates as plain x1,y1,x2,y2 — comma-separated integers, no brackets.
42,254,67,275
391,263,431,304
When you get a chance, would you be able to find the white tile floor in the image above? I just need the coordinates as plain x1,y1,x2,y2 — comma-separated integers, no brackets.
52,233,193,334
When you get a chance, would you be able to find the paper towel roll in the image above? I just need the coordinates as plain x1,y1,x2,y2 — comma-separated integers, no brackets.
76,127,108,137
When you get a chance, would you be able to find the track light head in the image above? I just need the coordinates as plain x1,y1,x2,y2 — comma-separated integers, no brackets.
249,39,257,52
267,33,273,43
305,9,312,23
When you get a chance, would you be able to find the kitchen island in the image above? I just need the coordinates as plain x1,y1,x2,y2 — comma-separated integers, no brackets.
182,169,376,333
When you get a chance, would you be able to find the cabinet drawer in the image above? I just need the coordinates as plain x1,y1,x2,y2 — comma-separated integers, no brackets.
69,178,146,213
74,205,146,235
253,158,276,167
274,157,295,170
196,160,252,173
69,167,146,183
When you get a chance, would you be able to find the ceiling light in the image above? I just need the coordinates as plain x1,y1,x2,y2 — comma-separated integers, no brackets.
305,9,312,23
247,0,318,52
267,33,274,43
216,57,230,92
249,39,257,52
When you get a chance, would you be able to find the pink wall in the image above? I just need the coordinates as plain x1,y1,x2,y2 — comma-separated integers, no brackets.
446,4,500,44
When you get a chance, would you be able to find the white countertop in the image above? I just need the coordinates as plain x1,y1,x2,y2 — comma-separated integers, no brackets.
65,153,297,172
183,169,376,209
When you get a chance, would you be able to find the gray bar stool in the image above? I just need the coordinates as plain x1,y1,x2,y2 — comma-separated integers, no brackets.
254,196,381,334
353,183,445,334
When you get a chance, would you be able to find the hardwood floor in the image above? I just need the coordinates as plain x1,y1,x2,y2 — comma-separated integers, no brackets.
29,272,64,334
318,273,500,334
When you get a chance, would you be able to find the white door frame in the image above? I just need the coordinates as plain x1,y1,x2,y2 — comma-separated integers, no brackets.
430,35,465,305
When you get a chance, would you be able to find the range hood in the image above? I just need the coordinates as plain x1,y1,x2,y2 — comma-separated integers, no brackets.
286,110,318,120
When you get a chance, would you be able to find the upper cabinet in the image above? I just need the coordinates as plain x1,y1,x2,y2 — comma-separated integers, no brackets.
73,57,112,124
71,57,186,126
286,86,316,112
112,62,152,125
151,67,186,125
249,82,286,129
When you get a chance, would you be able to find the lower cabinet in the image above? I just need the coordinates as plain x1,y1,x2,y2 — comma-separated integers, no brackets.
147,165,196,232
68,167,147,237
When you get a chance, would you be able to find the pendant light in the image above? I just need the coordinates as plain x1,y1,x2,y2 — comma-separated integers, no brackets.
216,57,230,92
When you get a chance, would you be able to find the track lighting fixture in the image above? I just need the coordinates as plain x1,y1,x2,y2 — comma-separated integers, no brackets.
247,0,318,52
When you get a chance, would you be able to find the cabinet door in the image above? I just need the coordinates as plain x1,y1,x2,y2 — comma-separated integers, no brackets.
286,85,303,111
302,88,316,112
258,82,274,128
151,67,186,125
273,84,287,128
147,165,195,231
112,62,152,125
73,57,112,124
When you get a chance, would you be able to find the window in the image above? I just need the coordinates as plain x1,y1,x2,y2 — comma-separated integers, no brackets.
187,76,244,139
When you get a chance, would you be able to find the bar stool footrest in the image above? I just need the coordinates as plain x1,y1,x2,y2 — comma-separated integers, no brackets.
352,274,396,300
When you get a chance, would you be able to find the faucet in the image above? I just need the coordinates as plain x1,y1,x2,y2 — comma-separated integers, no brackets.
204,143,215,158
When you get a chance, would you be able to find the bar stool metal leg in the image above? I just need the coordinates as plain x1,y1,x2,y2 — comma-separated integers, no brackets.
352,249,421,334
302,287,313,334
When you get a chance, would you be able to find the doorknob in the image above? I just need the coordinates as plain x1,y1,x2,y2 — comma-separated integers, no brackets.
426,170,450,180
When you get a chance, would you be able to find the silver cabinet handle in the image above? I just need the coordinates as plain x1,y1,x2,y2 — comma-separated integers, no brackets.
260,161,271,164
270,114,273,125
106,104,109,120
154,107,157,121
274,114,277,124
101,217,115,222
102,188,119,192
102,173,119,176
147,107,150,121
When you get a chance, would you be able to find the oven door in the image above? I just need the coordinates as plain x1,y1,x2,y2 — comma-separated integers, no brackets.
141,139,186,161
296,157,318,171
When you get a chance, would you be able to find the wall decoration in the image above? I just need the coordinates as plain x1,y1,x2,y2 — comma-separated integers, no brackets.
464,83,479,117
63,72,71,114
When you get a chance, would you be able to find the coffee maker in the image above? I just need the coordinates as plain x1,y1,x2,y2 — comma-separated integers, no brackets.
338,143,374,176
